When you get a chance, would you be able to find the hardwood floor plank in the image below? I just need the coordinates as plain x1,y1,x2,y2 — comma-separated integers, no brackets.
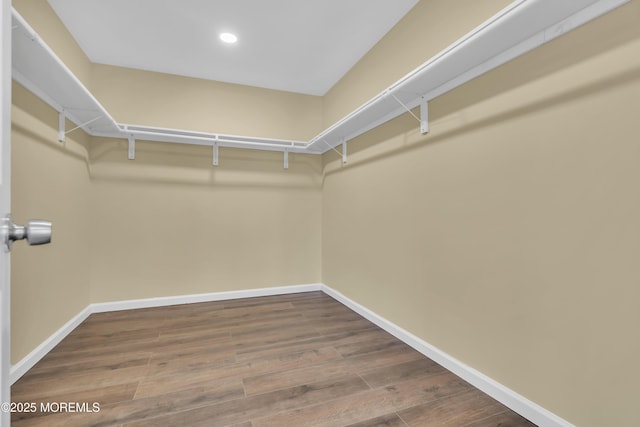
11,382,139,423
463,410,537,427
139,346,343,399
346,413,409,427
145,345,236,375
157,324,233,341
334,333,409,358
312,317,381,335
231,323,321,351
242,342,424,396
12,365,149,400
134,364,239,399
214,301,296,319
12,380,244,427
397,389,512,426
50,328,160,353
124,375,370,427
234,346,343,378
252,372,471,426
15,353,151,385
300,305,364,321
359,358,446,388
234,328,395,361
147,341,236,366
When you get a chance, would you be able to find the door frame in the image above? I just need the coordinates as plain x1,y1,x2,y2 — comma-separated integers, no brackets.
1,0,12,424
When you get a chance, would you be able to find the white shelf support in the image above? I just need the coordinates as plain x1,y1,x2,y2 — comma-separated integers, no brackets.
213,142,219,166
58,110,65,143
391,93,430,135
284,150,289,169
127,134,135,160
342,140,347,164
420,98,429,135
65,115,102,137
319,138,345,160
390,93,421,124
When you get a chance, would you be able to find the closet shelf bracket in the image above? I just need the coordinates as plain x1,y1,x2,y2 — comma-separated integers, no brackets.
420,99,429,135
390,94,429,135
213,142,219,166
128,135,135,160
319,138,345,161
61,114,103,142
58,110,65,143
342,140,347,165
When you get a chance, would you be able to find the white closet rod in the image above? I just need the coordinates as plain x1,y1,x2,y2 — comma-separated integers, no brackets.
118,125,308,151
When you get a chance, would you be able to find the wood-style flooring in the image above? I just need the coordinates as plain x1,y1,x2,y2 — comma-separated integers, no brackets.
11,291,537,426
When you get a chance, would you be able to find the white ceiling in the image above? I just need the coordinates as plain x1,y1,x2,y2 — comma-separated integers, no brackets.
47,0,419,96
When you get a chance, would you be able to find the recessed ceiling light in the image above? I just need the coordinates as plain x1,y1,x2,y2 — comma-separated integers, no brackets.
219,32,238,44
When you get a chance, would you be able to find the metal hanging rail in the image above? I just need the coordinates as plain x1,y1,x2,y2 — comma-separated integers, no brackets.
11,0,630,163
115,124,308,153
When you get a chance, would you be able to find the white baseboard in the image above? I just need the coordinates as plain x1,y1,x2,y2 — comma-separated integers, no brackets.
10,305,92,384
320,284,573,427
10,281,570,427
90,283,323,313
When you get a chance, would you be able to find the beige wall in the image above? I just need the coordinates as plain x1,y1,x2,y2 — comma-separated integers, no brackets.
88,138,322,303
91,64,323,141
322,2,640,426
11,83,92,364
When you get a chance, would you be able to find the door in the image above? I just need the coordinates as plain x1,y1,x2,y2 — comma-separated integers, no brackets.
1,1,12,425
1,3,52,424
0,0,11,426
